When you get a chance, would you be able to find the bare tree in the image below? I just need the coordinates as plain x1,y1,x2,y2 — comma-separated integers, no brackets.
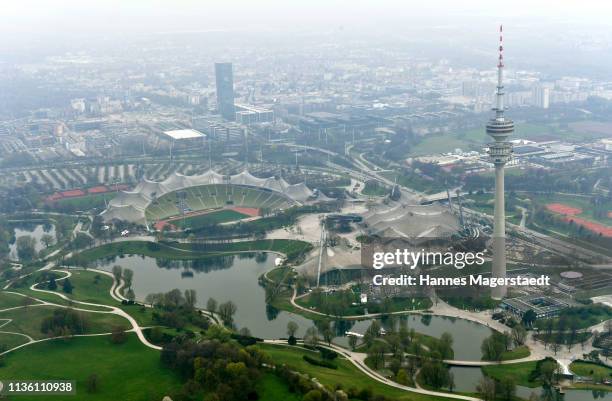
184,289,197,309
112,265,122,282
287,321,299,338
122,268,134,289
476,377,496,401
206,297,218,313
304,326,319,348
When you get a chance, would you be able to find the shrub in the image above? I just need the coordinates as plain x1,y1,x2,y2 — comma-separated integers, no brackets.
230,333,262,346
317,346,338,360
302,355,337,369
110,326,128,344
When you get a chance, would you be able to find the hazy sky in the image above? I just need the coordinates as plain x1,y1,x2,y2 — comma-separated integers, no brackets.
3,0,612,36
3,0,612,79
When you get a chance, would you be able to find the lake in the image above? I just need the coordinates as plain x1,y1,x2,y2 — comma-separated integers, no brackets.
93,253,314,338
91,252,494,360
87,251,612,400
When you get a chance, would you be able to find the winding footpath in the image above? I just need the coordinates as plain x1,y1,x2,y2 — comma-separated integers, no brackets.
0,267,484,401
264,339,483,401
1,237,607,400
289,286,612,375
0,268,161,356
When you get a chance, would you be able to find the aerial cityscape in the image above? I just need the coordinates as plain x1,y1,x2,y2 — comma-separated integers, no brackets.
1,1,612,401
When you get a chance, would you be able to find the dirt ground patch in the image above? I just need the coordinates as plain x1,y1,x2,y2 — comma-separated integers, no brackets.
153,207,258,231
231,207,260,217
546,203,582,216
562,216,612,237
546,202,612,237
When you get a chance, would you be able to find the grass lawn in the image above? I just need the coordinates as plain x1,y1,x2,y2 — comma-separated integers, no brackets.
5,270,112,311
48,193,109,212
500,345,531,361
169,239,313,260
258,344,456,401
540,305,612,330
270,292,327,322
570,361,612,379
0,332,30,349
382,170,447,194
11,270,158,327
10,288,112,312
409,122,563,158
174,209,249,229
0,305,128,340
0,291,37,309
296,292,432,317
66,239,312,265
354,331,451,360
257,373,301,401
361,181,388,196
463,193,524,221
482,360,542,388
119,304,157,327
0,334,182,401
52,269,117,305
265,267,295,284
411,134,476,156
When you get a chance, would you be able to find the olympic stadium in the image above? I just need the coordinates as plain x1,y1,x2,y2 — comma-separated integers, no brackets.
100,169,322,227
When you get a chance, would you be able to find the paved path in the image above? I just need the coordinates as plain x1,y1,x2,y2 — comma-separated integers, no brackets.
289,287,430,320
264,339,483,401
36,269,161,350
0,270,161,355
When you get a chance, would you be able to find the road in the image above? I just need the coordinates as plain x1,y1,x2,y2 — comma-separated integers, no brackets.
460,206,611,263
300,141,611,263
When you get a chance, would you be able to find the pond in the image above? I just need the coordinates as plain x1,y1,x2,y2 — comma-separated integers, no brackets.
343,314,493,361
450,366,612,401
9,222,56,260
89,252,495,361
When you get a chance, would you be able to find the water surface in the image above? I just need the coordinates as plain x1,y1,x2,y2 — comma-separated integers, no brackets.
93,253,499,361
9,223,55,260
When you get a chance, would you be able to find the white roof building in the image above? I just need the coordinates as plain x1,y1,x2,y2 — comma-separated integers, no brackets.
162,129,206,140
100,169,324,226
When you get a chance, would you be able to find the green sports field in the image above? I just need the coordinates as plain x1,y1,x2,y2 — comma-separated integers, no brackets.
173,209,249,229
145,184,293,221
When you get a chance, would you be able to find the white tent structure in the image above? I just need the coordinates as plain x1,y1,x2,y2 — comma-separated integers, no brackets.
362,203,460,239
133,179,169,199
101,169,319,225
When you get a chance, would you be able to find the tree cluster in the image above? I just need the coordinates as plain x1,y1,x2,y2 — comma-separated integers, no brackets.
160,337,267,401
145,289,209,332
40,308,89,337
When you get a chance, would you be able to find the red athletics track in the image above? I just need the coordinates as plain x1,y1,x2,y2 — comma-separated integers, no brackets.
546,203,612,237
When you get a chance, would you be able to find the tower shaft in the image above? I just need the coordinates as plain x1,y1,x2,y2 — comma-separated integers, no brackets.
492,165,507,298
486,25,513,300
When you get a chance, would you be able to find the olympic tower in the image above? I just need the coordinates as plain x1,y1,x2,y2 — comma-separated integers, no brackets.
486,25,514,299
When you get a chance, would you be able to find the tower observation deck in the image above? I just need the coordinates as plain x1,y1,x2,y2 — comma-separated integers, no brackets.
487,25,513,299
